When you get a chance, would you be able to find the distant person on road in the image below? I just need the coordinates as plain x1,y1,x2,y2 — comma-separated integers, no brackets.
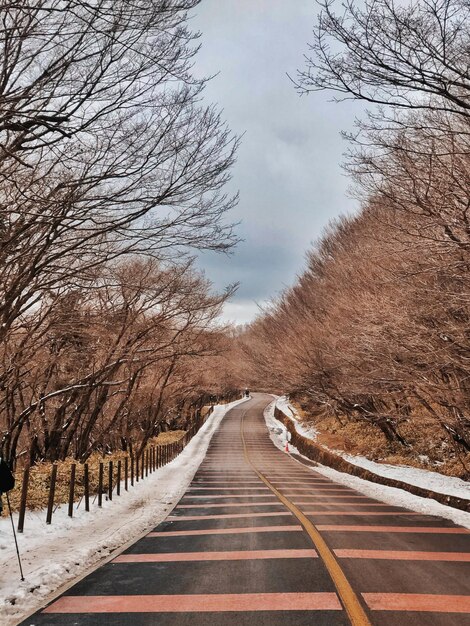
244,388,250,398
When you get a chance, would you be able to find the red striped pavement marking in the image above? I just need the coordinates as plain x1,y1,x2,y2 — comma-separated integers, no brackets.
296,502,394,507
113,549,318,563
283,489,354,492
185,494,368,499
188,487,270,491
335,549,470,561
178,501,392,508
305,511,413,516
283,492,355,496
191,482,265,485
270,481,331,484
363,593,470,613
177,502,286,508
43,592,342,613
183,494,278,499
193,480,258,482
147,525,304,537
268,474,324,477
291,495,367,499
317,525,469,533
167,511,293,520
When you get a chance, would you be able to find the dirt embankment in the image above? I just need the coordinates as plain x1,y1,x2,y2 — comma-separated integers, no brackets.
290,401,470,479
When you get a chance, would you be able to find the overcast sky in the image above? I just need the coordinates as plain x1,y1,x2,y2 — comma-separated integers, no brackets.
193,0,362,324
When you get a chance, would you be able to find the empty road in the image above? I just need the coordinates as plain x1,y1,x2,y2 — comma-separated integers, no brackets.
20,393,470,625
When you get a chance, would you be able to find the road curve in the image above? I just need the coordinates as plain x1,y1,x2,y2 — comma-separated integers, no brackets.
20,393,470,626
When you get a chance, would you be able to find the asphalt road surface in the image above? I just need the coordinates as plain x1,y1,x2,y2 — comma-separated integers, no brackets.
19,393,470,625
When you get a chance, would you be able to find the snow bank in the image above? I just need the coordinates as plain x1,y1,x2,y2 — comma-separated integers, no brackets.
0,397,247,626
275,396,318,439
275,396,470,502
339,453,470,501
264,400,470,530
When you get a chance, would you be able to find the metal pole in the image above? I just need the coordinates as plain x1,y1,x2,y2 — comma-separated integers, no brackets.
84,463,90,512
68,464,76,517
6,492,24,581
46,464,57,524
17,466,29,533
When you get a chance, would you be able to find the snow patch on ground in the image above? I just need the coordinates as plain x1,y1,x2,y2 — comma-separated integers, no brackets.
264,400,470,530
339,453,470,501
275,396,318,439
275,396,470,501
0,398,247,626
265,399,302,457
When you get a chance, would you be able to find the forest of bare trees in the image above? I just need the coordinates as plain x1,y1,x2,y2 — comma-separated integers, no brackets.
0,1,241,466
3,0,469,479
244,0,470,477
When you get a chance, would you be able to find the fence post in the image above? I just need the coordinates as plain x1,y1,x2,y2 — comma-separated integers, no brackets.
117,460,121,496
131,456,134,486
84,463,90,512
141,453,144,479
108,461,113,501
98,462,104,507
125,457,129,491
17,466,30,533
46,464,58,524
145,450,149,477
68,463,76,517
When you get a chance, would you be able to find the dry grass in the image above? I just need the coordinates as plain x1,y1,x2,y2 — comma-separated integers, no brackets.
5,429,187,514
294,402,470,479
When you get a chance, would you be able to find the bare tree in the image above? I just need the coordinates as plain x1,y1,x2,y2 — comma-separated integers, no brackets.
0,0,239,340
297,0,470,119
238,0,469,476
1,257,235,463
0,2,242,464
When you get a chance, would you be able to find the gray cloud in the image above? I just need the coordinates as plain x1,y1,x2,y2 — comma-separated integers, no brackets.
192,0,363,323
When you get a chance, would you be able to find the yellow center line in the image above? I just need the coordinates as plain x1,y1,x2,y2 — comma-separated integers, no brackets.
240,410,372,626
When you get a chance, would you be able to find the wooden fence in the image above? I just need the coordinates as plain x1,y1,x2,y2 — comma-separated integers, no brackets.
15,405,216,532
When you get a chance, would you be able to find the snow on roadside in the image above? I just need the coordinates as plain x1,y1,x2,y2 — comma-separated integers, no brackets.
339,453,470,501
0,397,248,626
275,395,318,439
264,400,470,530
275,396,470,501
